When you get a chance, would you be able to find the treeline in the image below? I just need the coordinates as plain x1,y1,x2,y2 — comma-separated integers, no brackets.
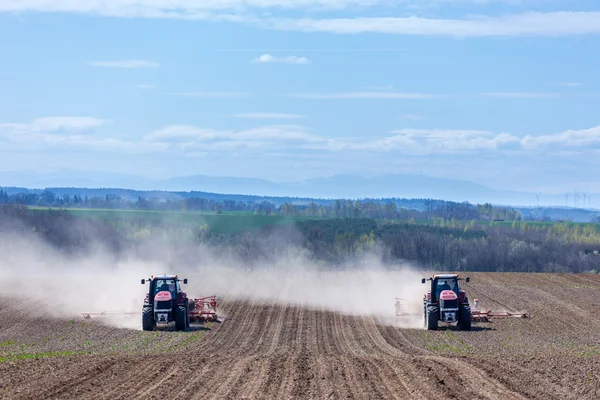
0,204,122,255
1,205,598,274
0,189,520,222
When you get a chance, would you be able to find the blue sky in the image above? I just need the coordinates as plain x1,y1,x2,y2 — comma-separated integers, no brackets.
0,0,599,194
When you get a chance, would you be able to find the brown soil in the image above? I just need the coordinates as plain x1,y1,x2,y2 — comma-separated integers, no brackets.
2,272,600,399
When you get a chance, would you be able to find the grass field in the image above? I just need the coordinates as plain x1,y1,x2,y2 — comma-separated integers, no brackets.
25,206,599,235
26,206,317,234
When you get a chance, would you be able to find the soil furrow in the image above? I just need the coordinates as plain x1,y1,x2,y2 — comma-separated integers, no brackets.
3,272,600,399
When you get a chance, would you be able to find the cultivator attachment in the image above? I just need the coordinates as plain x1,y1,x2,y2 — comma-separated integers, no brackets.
395,297,421,317
189,295,218,322
471,299,530,322
81,310,138,319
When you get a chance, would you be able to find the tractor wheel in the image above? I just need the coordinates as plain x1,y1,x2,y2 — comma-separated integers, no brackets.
175,306,187,331
426,305,439,331
458,303,472,331
142,307,155,331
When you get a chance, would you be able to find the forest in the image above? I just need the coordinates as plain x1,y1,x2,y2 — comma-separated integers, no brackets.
1,204,599,274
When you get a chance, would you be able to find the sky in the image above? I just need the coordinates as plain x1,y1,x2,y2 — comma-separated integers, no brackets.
0,0,599,194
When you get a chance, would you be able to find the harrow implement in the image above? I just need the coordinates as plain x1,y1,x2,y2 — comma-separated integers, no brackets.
394,297,421,317
189,295,219,322
81,295,219,323
471,299,530,322
81,310,138,319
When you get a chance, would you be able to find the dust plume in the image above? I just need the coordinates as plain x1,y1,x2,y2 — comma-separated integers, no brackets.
0,225,428,331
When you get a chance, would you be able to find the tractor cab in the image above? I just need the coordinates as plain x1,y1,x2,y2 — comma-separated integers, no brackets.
422,274,469,303
142,274,188,304
153,278,178,299
435,277,458,299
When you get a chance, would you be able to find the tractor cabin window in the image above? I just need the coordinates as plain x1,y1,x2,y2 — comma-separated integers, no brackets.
436,279,458,298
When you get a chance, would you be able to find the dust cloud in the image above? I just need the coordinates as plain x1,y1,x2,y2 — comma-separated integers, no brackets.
0,228,428,331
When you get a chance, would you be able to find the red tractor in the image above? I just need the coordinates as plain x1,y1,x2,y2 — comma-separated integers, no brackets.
141,274,190,331
422,273,471,331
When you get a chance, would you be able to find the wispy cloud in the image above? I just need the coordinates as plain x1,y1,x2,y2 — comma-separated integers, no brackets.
252,54,310,64
146,124,319,143
166,92,249,98
88,59,159,68
0,117,107,133
265,12,600,37
229,113,305,119
221,48,410,52
137,84,157,89
288,91,439,99
4,3,600,38
363,85,394,91
398,114,423,121
552,81,583,88
144,124,323,152
482,92,560,98
166,90,586,101
336,126,600,155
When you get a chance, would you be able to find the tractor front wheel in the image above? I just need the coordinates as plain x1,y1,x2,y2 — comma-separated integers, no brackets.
142,307,155,331
426,305,439,331
458,303,472,331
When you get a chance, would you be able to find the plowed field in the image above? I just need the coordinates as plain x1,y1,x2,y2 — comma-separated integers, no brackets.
2,272,600,399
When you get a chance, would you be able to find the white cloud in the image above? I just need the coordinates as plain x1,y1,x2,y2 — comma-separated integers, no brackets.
230,113,305,119
336,126,600,155
3,117,599,160
0,117,164,153
306,128,518,154
522,126,600,149
252,54,310,64
88,60,159,68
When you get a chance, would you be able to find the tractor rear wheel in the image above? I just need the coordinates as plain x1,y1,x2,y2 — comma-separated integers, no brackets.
426,304,439,331
142,307,155,331
185,300,190,329
175,306,187,331
458,303,472,330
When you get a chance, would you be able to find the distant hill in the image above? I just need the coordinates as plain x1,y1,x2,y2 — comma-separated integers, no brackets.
1,171,598,209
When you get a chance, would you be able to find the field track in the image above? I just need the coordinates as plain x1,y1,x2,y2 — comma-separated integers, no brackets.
2,272,600,399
